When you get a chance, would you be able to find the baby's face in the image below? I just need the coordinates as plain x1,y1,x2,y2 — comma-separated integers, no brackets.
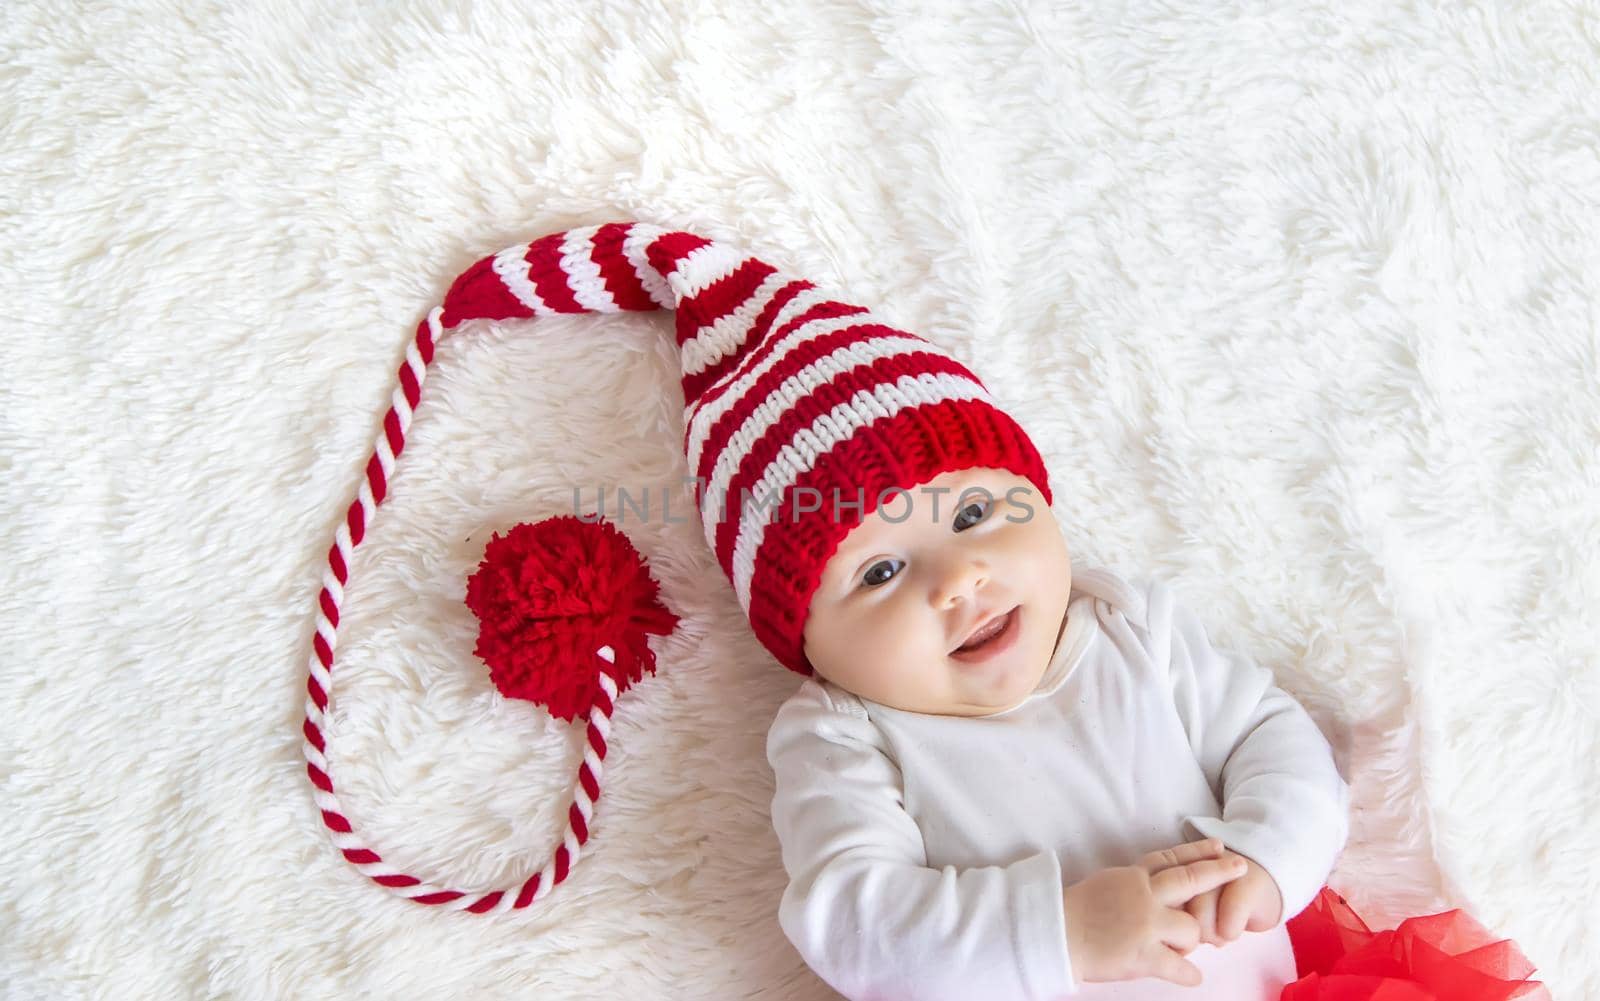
801,467,1073,717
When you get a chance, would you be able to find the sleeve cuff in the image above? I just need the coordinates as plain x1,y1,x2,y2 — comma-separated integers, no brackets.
1009,848,1077,997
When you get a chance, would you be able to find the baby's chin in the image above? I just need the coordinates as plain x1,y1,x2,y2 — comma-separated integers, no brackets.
981,658,1053,712
838,657,1047,716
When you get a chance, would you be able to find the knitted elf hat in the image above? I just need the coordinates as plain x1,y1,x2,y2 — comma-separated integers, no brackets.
302,221,1053,913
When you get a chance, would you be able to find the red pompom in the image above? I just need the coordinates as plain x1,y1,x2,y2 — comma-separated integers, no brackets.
463,515,679,722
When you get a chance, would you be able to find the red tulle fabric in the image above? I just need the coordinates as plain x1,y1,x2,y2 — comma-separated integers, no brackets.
1283,888,1551,1001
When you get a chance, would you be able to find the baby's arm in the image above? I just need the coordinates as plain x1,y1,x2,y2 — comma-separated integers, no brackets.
766,681,1073,1001
1144,579,1351,925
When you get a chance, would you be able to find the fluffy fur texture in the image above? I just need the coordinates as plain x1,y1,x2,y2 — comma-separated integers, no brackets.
2,2,1595,998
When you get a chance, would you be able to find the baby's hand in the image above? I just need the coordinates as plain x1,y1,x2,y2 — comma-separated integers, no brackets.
1062,838,1247,987
1184,850,1284,946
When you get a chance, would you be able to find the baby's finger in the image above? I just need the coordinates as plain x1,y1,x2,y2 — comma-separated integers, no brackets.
1216,880,1250,941
1186,889,1220,946
1145,945,1204,988
1150,855,1248,906
1139,838,1225,874
1158,906,1202,955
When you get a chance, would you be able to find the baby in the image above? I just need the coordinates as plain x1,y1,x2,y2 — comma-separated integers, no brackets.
767,464,1349,999
416,220,1349,997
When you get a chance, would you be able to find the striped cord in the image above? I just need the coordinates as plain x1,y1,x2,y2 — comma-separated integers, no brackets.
301,305,617,913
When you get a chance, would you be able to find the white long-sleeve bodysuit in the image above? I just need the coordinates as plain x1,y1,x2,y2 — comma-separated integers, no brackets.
766,567,1350,1001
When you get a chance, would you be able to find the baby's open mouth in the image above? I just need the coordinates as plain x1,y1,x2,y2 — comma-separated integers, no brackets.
952,606,1021,660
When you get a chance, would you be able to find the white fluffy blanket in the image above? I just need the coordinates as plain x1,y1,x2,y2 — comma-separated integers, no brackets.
3,2,1595,998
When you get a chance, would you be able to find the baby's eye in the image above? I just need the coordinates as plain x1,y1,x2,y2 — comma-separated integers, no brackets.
953,498,991,531
861,559,903,587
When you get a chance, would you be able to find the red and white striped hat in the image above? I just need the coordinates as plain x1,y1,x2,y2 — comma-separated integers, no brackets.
435,221,1054,675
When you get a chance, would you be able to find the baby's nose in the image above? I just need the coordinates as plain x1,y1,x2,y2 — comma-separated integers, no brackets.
933,559,989,607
